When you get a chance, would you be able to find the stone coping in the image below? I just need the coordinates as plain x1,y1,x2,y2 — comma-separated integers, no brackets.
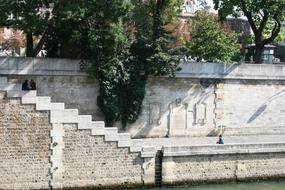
1,57,285,80
0,57,87,76
162,142,285,157
176,62,285,80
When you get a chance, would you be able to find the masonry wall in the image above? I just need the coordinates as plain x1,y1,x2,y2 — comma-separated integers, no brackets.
62,124,143,188
221,80,285,128
162,153,285,185
9,75,102,120
3,58,285,138
9,75,285,138
128,77,216,138
0,92,51,190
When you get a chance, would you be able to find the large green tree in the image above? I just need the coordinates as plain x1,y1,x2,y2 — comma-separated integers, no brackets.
0,0,185,127
187,10,239,63
213,0,285,64
0,0,56,57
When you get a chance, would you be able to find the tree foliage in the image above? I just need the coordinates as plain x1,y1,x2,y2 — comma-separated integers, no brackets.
187,10,239,63
0,0,185,128
0,0,55,57
213,0,285,63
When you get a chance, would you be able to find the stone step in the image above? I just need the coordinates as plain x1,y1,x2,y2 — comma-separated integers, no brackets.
117,133,131,147
51,103,65,110
3,82,142,155
104,127,118,141
36,96,51,110
50,109,79,123
78,115,92,129
8,90,36,98
130,139,143,153
91,126,105,136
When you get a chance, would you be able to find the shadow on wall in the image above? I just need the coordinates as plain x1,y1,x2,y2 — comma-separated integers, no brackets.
247,90,285,124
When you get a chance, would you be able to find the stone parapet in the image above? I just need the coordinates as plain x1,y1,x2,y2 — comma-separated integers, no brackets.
2,58,285,81
177,62,285,80
0,57,86,76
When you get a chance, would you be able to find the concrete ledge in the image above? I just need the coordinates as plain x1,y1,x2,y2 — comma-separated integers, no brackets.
130,139,143,152
176,62,285,80
141,146,157,158
0,57,87,76
163,143,285,157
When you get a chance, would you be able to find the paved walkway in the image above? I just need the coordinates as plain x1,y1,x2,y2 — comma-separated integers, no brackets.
142,135,285,149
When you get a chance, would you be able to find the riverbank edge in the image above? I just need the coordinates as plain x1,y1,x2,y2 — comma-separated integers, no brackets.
50,176,285,190
161,176,285,188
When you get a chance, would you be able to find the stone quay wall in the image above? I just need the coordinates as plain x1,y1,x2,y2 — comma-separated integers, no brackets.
62,124,143,188
162,144,285,185
0,91,144,189
1,58,285,189
0,92,51,189
2,58,285,138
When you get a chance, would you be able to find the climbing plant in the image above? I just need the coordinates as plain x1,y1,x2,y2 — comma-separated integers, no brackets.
91,0,185,128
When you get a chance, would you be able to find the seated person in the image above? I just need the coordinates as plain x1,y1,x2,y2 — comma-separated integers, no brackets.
30,80,36,90
217,135,224,144
22,80,30,90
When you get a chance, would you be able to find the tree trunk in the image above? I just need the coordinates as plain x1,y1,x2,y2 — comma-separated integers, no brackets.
26,32,34,57
153,0,164,40
253,31,264,64
253,43,264,64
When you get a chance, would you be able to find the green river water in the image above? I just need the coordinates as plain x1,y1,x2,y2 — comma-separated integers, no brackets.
134,180,285,190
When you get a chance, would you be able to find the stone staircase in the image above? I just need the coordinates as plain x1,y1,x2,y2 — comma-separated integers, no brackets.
0,76,150,189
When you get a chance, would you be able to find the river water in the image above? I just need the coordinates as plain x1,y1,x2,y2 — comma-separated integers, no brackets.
135,180,285,190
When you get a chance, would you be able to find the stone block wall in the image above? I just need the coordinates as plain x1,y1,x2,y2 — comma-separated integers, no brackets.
220,80,285,128
4,59,285,138
162,152,285,185
0,89,144,189
128,77,216,138
129,77,285,137
9,75,102,120
8,74,285,138
0,92,51,190
62,124,143,188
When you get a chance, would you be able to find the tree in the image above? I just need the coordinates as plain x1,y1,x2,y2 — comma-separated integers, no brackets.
187,10,239,63
0,0,55,57
0,0,185,127
213,0,285,64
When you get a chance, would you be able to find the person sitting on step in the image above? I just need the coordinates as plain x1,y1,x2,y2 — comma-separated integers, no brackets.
22,80,30,91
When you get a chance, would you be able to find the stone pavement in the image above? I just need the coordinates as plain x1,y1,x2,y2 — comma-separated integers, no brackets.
142,134,285,150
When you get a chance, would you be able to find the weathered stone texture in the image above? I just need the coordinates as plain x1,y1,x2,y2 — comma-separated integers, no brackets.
0,93,51,190
128,77,216,138
10,75,101,120
221,80,285,128
163,153,285,184
62,124,143,188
